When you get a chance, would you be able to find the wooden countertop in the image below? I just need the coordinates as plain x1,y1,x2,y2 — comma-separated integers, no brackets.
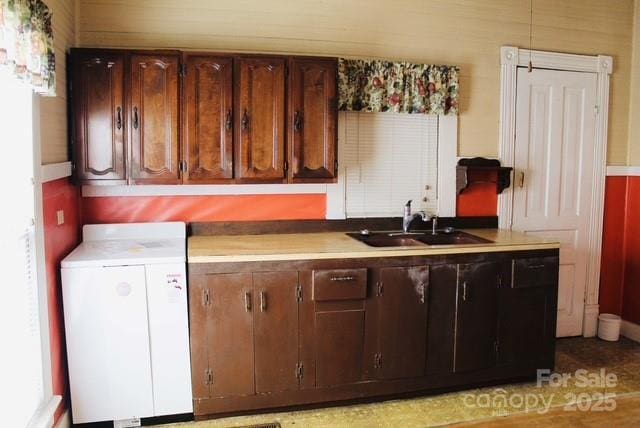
188,229,560,263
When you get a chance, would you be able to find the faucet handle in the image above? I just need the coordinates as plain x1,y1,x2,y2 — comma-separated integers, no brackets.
405,200,412,207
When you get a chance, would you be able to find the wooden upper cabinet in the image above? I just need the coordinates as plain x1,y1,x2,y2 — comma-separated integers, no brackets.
183,55,234,183
129,53,181,184
288,58,338,182
72,52,126,183
236,57,286,181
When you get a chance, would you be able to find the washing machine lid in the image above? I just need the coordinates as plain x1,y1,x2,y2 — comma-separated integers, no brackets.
61,222,186,268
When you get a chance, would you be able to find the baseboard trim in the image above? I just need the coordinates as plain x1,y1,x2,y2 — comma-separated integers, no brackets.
583,304,600,337
53,408,70,428
621,320,640,343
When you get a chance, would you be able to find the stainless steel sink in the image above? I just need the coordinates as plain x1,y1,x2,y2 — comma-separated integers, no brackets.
346,230,492,247
345,233,425,247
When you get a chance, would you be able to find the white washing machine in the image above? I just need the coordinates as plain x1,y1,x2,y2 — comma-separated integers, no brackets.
61,222,193,425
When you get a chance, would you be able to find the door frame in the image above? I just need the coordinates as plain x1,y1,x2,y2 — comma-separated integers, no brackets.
498,46,612,337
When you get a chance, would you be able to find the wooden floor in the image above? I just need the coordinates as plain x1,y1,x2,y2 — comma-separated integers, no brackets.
160,338,640,428
456,394,640,427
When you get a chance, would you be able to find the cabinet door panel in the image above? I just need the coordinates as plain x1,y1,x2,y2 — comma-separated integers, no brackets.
72,52,125,182
315,309,365,387
206,273,255,398
130,54,180,183
236,57,286,180
289,58,337,182
184,55,233,182
377,266,428,379
454,262,499,373
253,271,299,393
187,275,209,400
426,264,457,375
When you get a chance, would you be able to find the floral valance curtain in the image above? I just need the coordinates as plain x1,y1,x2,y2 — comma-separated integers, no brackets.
0,0,55,95
338,58,459,115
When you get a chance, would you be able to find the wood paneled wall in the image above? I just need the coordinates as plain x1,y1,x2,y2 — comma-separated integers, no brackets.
40,0,76,164
75,0,635,165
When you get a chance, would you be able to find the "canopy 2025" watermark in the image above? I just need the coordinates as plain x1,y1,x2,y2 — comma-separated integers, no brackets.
462,369,617,415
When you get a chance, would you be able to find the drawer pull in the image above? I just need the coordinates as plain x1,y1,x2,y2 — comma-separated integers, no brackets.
330,276,355,282
462,281,468,302
244,291,252,312
527,264,546,269
260,290,267,312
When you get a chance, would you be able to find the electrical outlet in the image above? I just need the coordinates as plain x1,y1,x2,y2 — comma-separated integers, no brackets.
56,210,64,225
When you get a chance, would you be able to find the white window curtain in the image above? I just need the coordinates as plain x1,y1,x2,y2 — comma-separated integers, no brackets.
0,71,46,427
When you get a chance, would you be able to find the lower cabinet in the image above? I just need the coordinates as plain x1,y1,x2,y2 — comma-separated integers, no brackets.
188,250,559,417
189,271,301,400
367,266,429,380
453,261,500,373
312,268,367,387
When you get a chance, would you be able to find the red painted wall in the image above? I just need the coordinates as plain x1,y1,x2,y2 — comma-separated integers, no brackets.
81,194,327,224
598,175,640,325
42,178,81,422
599,177,628,315
622,177,640,325
456,170,499,217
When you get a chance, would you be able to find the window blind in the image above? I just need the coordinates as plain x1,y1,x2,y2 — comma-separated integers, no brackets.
0,72,44,427
341,111,439,218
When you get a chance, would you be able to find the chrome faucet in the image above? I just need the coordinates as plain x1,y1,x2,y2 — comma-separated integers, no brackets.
403,200,428,233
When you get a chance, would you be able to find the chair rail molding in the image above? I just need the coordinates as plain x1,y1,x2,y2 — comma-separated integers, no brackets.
498,46,612,338
606,166,640,176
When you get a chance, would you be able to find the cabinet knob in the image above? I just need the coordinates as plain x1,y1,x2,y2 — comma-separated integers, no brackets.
116,106,122,130
294,110,303,132
241,110,250,131
133,107,139,130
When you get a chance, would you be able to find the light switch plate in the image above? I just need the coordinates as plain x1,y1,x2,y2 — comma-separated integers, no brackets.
56,210,64,225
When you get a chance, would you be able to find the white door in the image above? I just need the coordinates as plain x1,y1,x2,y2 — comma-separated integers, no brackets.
62,265,154,423
512,67,597,337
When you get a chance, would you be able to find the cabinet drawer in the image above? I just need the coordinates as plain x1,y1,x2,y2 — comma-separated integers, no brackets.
512,257,558,288
313,268,367,301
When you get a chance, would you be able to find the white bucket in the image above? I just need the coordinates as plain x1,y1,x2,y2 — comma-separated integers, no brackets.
598,313,622,341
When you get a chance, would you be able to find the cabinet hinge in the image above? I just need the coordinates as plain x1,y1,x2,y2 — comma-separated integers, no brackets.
180,63,186,77
284,160,289,172
179,160,187,173
296,285,303,302
203,288,210,307
376,281,384,297
205,368,213,385
334,159,338,173
295,362,304,380
374,353,382,369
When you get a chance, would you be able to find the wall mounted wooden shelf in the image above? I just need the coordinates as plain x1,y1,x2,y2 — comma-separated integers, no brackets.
456,157,513,195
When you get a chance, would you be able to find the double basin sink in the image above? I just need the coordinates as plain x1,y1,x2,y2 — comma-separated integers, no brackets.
346,230,492,248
